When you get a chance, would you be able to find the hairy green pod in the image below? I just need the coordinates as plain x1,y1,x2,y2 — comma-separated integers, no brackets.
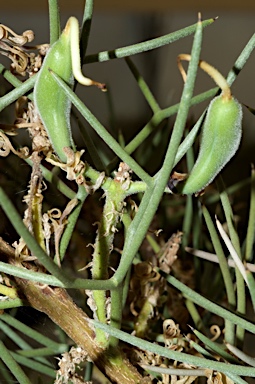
181,95,242,195
34,20,74,163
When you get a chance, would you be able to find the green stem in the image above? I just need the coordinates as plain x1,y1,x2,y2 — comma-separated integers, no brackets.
0,340,32,384
10,352,55,378
49,70,152,185
74,109,107,172
246,271,255,312
110,288,123,347
202,205,236,344
48,0,60,44
0,64,24,88
182,195,193,252
125,57,161,113
0,298,23,309
0,75,36,112
90,319,255,377
0,187,72,285
185,299,204,331
227,32,255,86
189,339,214,359
80,0,94,63
58,185,88,262
219,184,246,344
16,346,66,358
0,261,116,289
111,15,203,287
91,182,125,344
106,91,215,173
245,166,255,262
85,18,214,64
0,319,53,365
191,327,240,364
0,313,62,349
166,274,255,334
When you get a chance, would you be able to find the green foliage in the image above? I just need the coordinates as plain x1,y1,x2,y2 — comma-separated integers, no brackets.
0,1,254,383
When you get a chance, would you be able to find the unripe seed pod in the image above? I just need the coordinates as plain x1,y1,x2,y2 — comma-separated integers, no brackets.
34,17,105,163
34,20,74,163
181,94,242,195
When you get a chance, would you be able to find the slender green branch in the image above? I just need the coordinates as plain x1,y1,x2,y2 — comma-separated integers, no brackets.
0,313,62,349
191,327,240,364
111,16,203,287
109,288,123,348
0,261,116,289
227,32,255,86
48,0,60,44
0,298,23,309
246,271,255,311
0,340,32,384
185,299,204,331
0,319,51,366
90,319,255,377
85,18,215,63
202,205,236,344
49,70,152,184
16,346,66,358
189,338,215,358
106,90,215,173
125,57,161,114
182,195,193,252
10,352,56,378
73,108,107,172
219,184,246,343
225,372,251,384
0,187,72,285
245,166,255,262
166,274,255,334
141,364,209,377
58,185,88,262
0,75,36,112
0,64,23,88
80,0,94,63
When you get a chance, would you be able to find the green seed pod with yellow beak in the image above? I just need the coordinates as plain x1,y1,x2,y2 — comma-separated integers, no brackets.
176,54,242,195
181,94,242,194
34,17,105,163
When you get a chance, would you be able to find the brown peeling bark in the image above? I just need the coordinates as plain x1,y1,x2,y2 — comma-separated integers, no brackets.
0,239,149,384
15,278,145,383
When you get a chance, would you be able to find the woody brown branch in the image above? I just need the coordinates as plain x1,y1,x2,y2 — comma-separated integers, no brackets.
0,238,148,384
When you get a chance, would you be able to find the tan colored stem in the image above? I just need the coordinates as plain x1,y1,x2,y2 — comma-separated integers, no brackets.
177,53,232,100
0,239,147,384
15,278,144,383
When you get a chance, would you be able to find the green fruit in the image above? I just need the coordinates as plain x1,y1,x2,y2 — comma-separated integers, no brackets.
34,20,74,163
181,95,242,195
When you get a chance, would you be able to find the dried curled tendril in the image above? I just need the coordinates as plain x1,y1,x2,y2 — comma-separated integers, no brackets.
0,23,48,76
0,131,29,158
210,324,222,342
46,148,86,183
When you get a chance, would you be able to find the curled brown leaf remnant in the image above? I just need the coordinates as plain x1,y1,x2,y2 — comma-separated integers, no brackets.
129,233,183,339
0,23,48,77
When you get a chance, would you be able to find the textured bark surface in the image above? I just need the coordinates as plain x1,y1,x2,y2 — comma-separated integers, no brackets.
15,278,145,384
0,239,148,384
